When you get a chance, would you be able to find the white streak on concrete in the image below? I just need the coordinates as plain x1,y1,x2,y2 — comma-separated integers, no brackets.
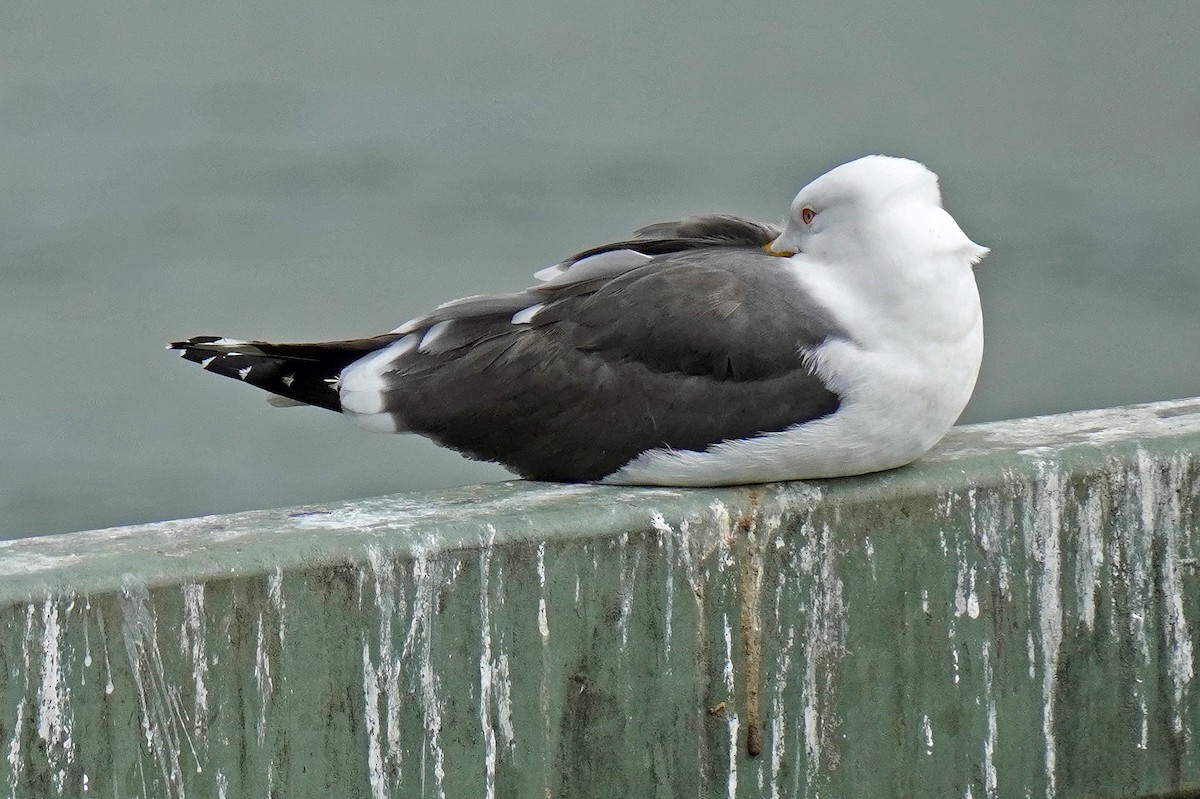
180,583,209,742
163,678,202,777
799,522,847,791
81,598,92,680
268,567,286,650
93,612,114,696
37,598,74,793
1124,451,1156,749
479,527,499,799
712,500,735,574
972,486,1012,601
408,549,448,799
722,615,738,799
939,491,954,519
921,714,933,755
1026,461,1064,799
650,512,675,670
950,531,979,619
1139,697,1149,750
982,641,997,799
363,543,407,797
1153,454,1195,735
947,608,958,681
382,562,406,769
362,639,387,799
254,612,272,748
495,652,515,751
670,514,705,613
968,485,979,542
772,570,786,629
6,606,37,798
966,565,979,619
616,534,642,654
540,542,557,799
536,542,550,645
954,558,971,618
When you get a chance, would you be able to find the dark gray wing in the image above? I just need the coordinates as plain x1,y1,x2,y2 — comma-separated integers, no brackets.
535,249,842,380
363,245,849,482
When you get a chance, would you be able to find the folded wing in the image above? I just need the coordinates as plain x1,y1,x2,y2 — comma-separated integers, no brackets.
341,216,848,480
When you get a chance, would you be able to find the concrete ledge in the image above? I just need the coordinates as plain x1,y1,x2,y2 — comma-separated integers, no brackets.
2,398,1199,797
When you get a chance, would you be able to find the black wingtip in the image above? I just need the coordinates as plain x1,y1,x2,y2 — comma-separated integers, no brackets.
166,335,354,413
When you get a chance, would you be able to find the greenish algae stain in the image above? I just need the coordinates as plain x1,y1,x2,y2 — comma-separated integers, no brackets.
1,397,1199,798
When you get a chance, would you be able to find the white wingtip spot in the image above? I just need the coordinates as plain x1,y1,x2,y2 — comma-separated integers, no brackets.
418,320,453,353
200,356,216,368
238,366,252,380
510,303,545,325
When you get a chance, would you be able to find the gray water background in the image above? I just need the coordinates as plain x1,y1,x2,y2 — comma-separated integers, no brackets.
3,1,1198,538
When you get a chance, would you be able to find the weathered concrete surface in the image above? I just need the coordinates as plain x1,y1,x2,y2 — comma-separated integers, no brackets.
2,398,1199,798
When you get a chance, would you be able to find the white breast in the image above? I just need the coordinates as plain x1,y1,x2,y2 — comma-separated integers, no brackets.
603,254,984,486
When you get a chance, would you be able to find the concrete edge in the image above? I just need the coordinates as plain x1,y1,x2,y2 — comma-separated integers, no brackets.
2,396,1199,602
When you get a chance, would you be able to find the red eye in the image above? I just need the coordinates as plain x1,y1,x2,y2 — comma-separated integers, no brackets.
801,207,817,225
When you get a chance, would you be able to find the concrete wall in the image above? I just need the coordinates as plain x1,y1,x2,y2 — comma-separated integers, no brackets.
2,398,1199,798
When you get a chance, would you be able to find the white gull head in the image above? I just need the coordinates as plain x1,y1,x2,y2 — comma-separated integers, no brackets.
768,154,989,272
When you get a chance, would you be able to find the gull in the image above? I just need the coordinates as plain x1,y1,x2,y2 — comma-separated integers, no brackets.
170,155,987,485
